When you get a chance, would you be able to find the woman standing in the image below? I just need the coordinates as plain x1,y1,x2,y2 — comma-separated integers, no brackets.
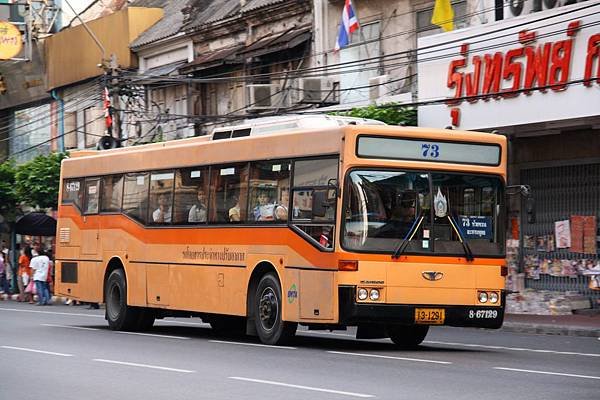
0,252,8,300
18,246,33,303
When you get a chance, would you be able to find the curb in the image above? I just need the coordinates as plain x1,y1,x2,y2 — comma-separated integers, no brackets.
4,294,72,304
501,322,600,338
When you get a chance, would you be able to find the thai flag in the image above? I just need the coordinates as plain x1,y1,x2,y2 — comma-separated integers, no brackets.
103,87,112,130
335,0,360,51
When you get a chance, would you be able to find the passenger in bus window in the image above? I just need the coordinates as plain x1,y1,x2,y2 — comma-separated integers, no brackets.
152,193,172,223
252,190,275,221
275,188,289,221
188,187,208,223
228,194,240,222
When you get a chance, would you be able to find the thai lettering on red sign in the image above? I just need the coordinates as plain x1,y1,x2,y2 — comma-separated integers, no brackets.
445,21,599,104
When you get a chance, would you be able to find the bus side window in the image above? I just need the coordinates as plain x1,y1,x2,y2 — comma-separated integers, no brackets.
174,167,209,224
83,178,100,215
100,175,123,213
62,178,83,211
123,173,149,224
209,163,248,223
149,171,175,225
291,157,338,250
249,160,290,223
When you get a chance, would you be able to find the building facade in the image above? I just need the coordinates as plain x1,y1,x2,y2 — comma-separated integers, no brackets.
417,1,600,308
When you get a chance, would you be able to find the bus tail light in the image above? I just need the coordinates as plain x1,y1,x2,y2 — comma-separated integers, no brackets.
338,260,358,271
500,266,508,276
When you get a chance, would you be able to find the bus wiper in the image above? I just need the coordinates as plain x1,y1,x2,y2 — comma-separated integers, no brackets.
392,211,424,260
447,215,474,261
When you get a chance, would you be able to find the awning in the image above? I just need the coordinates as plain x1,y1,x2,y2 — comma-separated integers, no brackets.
239,26,311,59
144,61,188,77
179,26,311,74
179,46,243,74
15,213,57,236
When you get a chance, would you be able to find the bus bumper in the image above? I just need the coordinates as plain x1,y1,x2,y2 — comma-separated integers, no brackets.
338,286,505,329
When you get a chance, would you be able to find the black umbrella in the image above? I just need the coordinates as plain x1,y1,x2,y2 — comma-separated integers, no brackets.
15,212,57,236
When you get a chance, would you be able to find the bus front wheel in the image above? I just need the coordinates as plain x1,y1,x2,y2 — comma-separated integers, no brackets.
387,325,429,348
254,273,297,345
105,269,140,331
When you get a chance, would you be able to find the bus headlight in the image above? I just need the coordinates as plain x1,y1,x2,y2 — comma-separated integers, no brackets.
489,292,499,304
478,291,488,303
357,288,368,300
369,289,380,301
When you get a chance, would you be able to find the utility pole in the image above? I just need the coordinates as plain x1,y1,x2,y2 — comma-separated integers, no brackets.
109,54,121,147
62,0,119,149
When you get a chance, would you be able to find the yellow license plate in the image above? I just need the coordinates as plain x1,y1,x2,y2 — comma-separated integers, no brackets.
415,308,445,325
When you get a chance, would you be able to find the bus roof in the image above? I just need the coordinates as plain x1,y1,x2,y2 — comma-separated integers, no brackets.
61,124,506,179
210,114,386,140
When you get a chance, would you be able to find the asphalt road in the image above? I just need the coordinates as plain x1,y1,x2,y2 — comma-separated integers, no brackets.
1,302,598,400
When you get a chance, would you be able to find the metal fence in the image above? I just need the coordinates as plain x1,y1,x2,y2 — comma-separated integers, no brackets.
520,163,600,308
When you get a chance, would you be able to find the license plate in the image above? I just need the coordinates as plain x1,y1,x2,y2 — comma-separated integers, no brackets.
415,308,445,325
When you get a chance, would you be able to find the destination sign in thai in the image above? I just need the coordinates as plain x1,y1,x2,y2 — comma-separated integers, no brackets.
357,136,500,166
459,216,493,240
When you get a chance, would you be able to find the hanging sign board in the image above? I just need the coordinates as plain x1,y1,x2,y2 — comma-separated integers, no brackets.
0,21,22,60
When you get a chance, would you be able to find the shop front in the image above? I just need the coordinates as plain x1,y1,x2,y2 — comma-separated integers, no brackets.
417,2,600,311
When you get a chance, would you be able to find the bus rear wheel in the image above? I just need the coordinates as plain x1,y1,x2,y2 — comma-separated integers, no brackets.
254,273,297,345
105,269,142,331
387,325,429,348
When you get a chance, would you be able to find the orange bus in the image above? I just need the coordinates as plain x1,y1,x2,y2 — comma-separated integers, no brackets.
55,115,507,347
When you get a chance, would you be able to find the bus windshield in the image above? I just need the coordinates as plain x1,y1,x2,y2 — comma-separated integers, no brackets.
342,169,504,257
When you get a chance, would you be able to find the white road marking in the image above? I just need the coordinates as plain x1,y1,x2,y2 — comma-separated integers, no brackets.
229,377,374,398
93,359,195,373
115,331,190,340
328,350,451,365
425,340,600,357
210,340,296,350
494,367,600,380
41,323,100,331
1,345,73,357
0,307,103,318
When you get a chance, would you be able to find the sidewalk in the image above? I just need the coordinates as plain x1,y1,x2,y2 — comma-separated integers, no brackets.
502,312,600,338
2,293,599,338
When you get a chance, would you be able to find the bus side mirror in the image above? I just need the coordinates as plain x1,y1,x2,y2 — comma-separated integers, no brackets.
526,196,536,224
312,190,327,218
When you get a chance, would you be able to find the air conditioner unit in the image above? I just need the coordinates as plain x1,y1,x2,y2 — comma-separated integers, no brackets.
296,78,339,104
369,75,392,102
247,84,283,110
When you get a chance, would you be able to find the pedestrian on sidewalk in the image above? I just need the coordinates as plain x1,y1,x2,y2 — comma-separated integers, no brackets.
30,249,51,306
1,240,12,298
18,246,33,303
0,251,9,300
